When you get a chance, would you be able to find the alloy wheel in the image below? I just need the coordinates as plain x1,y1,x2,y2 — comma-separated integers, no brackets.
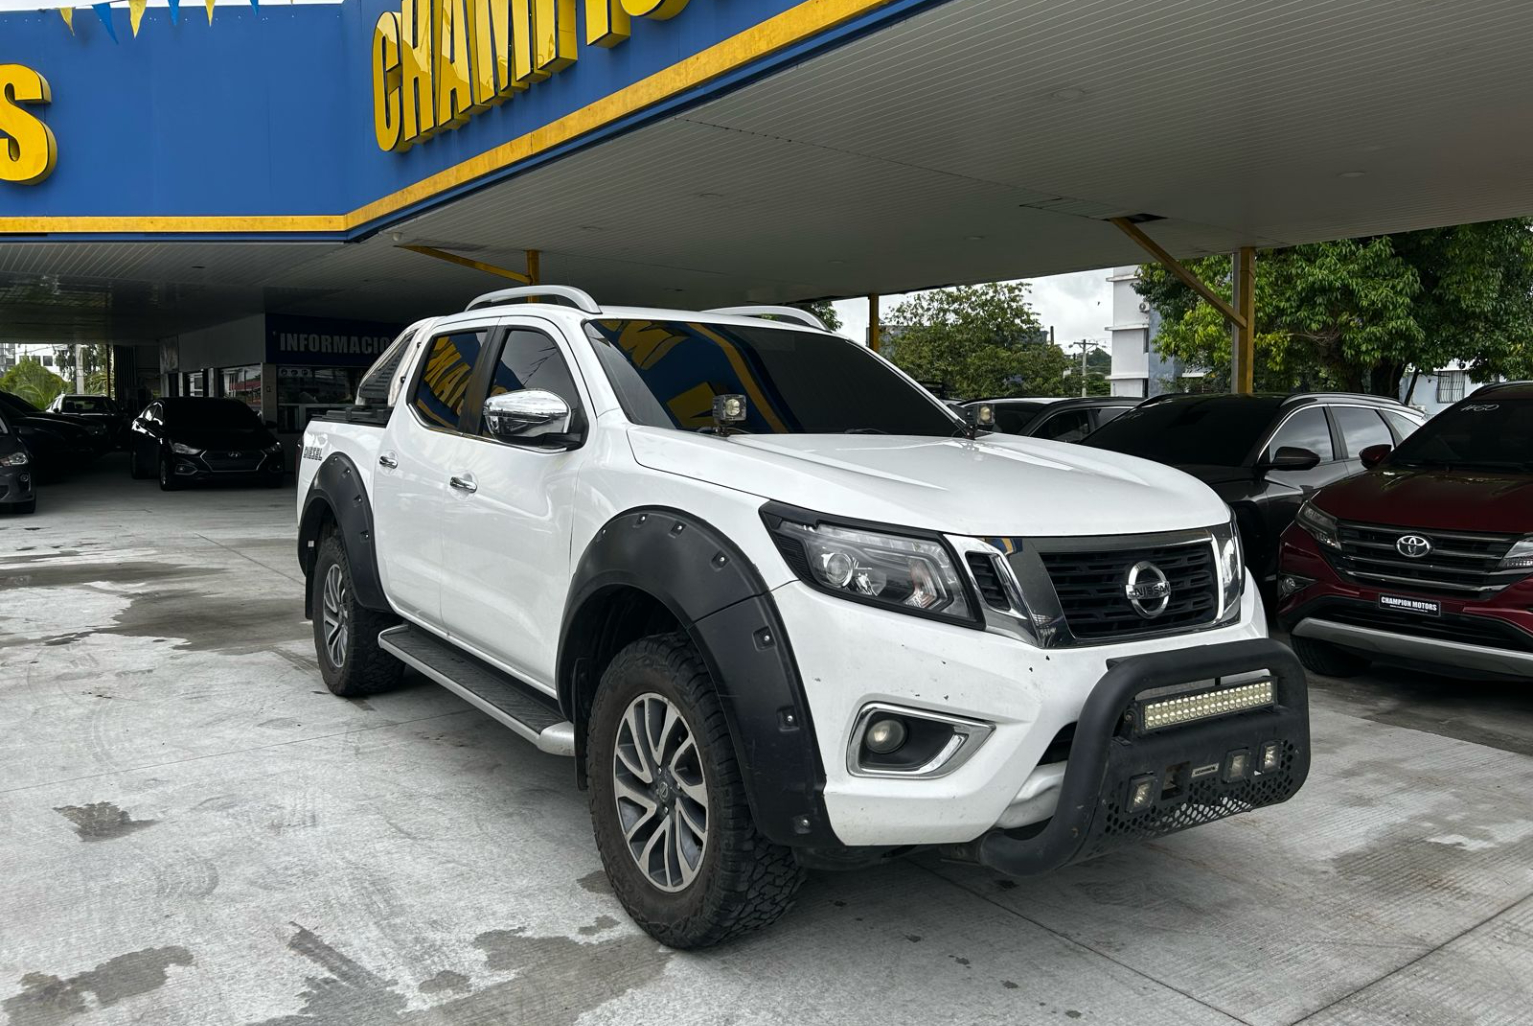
321,564,350,668
612,693,709,892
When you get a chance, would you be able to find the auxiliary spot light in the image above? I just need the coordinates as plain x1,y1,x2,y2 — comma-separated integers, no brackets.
1140,681,1274,732
863,717,908,755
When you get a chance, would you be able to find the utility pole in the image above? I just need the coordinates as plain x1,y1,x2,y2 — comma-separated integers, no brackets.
1068,339,1099,397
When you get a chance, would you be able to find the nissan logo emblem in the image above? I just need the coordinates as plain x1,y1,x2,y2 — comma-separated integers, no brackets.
1124,561,1172,619
1396,534,1433,559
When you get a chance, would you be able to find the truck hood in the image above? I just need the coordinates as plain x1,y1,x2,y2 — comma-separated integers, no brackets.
1314,465,1533,535
627,429,1230,537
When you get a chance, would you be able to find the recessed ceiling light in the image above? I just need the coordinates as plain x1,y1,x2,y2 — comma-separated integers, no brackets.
965,235,987,241
695,192,725,200
1050,87,1087,101
190,265,205,270
578,225,603,233
1338,170,1367,179
828,259,847,265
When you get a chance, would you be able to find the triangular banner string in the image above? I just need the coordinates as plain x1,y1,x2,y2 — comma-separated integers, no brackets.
91,2,117,42
167,0,180,25
59,6,74,32
205,0,215,23
128,0,147,36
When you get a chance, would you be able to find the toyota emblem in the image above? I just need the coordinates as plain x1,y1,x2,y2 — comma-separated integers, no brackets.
1124,561,1172,618
1396,534,1432,559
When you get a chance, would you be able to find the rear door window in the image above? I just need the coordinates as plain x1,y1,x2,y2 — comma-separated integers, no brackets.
1094,406,1132,427
1331,406,1394,457
1264,407,1334,462
413,330,488,430
1382,410,1422,444
475,329,582,439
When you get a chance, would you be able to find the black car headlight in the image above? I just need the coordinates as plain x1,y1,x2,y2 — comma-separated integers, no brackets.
1211,515,1244,623
1296,500,1340,550
763,506,978,626
0,451,27,468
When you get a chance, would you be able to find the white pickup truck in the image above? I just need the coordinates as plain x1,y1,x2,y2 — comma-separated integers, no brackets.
296,285,1309,947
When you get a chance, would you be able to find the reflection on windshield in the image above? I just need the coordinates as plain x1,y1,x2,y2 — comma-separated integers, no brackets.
585,320,961,436
168,399,261,431
1084,397,1284,467
1390,399,1533,469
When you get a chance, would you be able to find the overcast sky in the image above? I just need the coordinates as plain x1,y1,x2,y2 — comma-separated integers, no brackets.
830,267,1113,350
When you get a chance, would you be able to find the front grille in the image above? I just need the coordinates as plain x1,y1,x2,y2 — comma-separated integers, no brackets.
966,553,1009,609
1313,601,1533,653
1329,521,1523,596
1039,540,1216,641
203,452,265,473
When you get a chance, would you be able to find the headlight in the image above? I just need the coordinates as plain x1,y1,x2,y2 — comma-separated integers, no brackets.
0,451,27,467
1500,538,1533,570
1296,500,1340,550
170,442,202,456
763,507,977,625
1210,514,1244,623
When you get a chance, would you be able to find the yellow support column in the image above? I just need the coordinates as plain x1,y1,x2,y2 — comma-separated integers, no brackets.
525,249,540,286
1231,247,1256,394
868,294,881,353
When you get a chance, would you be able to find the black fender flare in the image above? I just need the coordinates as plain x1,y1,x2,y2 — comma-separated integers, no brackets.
558,507,837,848
296,453,390,618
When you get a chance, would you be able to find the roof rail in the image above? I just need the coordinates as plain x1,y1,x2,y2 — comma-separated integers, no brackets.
702,305,829,331
1286,391,1403,405
466,285,601,314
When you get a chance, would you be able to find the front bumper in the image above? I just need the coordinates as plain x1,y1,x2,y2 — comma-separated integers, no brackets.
170,451,284,482
776,577,1277,847
944,639,1309,875
0,466,34,506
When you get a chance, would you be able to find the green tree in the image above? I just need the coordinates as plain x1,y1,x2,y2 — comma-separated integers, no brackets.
0,359,69,408
887,283,1070,399
1136,219,1533,395
796,300,843,332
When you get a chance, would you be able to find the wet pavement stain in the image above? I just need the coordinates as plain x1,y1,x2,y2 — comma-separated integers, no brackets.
575,869,613,896
415,971,470,996
246,922,671,1026
1,946,193,1025
0,561,217,591
53,802,158,842
576,915,619,936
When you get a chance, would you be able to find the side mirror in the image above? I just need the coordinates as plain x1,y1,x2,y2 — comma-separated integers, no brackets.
1359,443,1392,469
1259,445,1321,472
482,389,579,447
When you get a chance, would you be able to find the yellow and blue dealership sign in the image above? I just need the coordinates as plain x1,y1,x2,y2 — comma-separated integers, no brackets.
0,0,938,241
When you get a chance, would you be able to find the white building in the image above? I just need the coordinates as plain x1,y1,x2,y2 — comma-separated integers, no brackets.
1402,362,1500,417
1105,266,1188,397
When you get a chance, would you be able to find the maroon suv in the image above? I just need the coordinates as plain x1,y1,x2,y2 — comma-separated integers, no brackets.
1277,382,1533,679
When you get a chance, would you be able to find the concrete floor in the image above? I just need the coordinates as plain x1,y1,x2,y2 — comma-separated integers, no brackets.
2,455,1532,1026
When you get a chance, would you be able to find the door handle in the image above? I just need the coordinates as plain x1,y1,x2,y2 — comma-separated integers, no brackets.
449,474,478,494
378,453,399,469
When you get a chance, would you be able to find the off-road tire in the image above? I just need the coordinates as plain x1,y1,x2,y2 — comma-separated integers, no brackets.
588,633,804,948
1292,634,1369,677
312,533,403,697
158,453,182,491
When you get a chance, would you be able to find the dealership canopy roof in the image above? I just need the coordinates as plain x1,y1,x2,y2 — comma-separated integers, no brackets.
4,0,1533,343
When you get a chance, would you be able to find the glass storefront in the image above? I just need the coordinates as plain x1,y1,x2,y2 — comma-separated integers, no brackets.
220,365,262,411
276,365,361,433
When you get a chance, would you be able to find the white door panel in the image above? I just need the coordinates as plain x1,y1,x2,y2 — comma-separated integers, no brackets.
374,414,454,627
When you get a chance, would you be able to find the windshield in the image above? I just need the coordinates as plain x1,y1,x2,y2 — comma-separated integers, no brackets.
167,399,261,431
1084,396,1284,466
1389,398,1533,469
60,396,116,414
585,320,962,436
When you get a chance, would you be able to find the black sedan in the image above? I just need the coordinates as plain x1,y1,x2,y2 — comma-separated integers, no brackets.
129,397,285,491
48,393,129,447
0,391,99,472
1082,392,1424,584
963,396,1139,442
0,408,37,514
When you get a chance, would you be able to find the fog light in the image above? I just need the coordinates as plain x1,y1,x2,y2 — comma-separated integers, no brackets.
1277,575,1313,600
864,717,908,755
1259,741,1281,773
1224,749,1251,782
1127,774,1156,812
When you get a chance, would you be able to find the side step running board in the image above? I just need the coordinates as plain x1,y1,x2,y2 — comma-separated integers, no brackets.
378,624,575,757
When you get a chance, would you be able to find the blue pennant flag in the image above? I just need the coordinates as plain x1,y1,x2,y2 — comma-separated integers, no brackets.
93,3,118,42
168,0,180,24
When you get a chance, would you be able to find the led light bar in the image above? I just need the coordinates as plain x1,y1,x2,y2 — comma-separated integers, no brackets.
1141,681,1274,731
